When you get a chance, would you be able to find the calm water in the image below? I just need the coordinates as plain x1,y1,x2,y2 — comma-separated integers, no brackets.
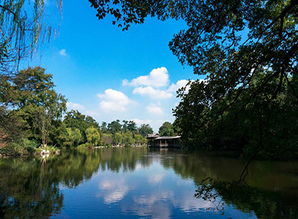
0,148,297,218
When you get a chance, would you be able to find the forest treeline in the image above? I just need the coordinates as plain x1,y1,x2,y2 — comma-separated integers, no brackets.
0,67,155,155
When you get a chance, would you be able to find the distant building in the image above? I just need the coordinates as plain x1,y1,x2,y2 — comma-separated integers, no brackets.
147,134,181,148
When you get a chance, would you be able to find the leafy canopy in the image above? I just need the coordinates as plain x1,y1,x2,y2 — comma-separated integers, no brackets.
159,122,175,136
89,0,298,158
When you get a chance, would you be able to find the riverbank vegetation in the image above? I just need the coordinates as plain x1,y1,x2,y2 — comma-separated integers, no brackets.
0,67,154,155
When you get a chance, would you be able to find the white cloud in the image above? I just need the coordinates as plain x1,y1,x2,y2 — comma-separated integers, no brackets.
132,119,152,125
133,86,172,99
98,89,132,112
167,80,189,93
146,104,163,115
66,102,85,111
123,67,169,88
59,49,67,56
64,67,198,131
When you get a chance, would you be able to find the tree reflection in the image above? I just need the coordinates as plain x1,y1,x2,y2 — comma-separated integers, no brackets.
159,151,298,219
0,158,63,218
0,149,297,218
0,148,150,218
195,178,298,219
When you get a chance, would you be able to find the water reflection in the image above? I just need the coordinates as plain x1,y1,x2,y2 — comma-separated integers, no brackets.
0,148,297,218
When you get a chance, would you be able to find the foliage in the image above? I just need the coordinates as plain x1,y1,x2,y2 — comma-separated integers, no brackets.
138,124,153,137
57,126,83,147
174,73,298,159
113,132,123,145
56,116,150,148
85,127,101,146
64,110,99,132
100,121,108,132
100,120,152,146
0,67,67,151
134,134,147,145
0,106,24,143
159,122,175,136
0,67,67,145
122,131,135,146
107,119,122,134
0,144,26,156
76,143,93,151
110,131,146,146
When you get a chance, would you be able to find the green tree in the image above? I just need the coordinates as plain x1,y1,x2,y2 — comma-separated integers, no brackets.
63,110,99,143
127,120,137,133
85,127,101,146
113,132,123,145
107,120,122,134
57,127,83,147
64,110,99,132
0,67,66,145
138,124,153,137
101,121,108,132
122,120,129,132
122,131,135,146
159,122,175,136
134,134,146,145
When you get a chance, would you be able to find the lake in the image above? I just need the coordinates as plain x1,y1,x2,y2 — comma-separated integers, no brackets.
0,148,297,218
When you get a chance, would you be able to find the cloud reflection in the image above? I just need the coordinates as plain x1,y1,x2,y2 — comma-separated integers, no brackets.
95,161,227,218
148,173,165,184
98,178,129,204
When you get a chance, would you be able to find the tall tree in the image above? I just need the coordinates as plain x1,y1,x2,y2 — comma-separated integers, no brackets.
0,67,66,145
101,122,108,132
138,124,153,137
107,120,122,134
127,120,137,133
85,127,101,146
159,122,175,137
64,110,99,133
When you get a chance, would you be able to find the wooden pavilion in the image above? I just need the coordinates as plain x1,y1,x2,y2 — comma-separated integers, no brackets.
147,134,181,148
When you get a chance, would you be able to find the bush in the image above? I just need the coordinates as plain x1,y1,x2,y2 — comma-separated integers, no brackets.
0,143,28,156
77,143,93,152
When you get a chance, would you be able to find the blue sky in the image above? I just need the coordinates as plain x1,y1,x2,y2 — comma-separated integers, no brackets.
24,0,202,131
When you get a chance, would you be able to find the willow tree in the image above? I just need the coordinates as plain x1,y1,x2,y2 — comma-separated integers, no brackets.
0,0,62,74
